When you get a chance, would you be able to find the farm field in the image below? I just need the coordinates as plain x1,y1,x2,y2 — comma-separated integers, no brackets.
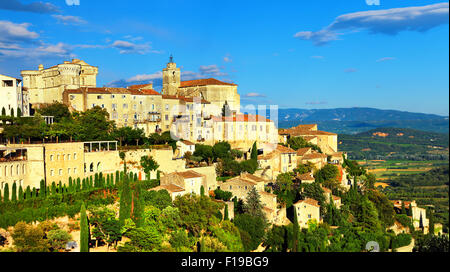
357,160,449,181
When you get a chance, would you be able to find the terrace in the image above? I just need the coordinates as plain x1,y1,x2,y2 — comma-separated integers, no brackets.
0,147,27,163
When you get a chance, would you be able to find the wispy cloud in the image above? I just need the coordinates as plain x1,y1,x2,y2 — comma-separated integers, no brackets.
244,92,266,98
223,54,232,63
52,15,87,25
376,57,396,62
0,21,39,42
199,64,228,77
0,0,59,14
294,2,449,46
111,40,159,55
344,68,358,73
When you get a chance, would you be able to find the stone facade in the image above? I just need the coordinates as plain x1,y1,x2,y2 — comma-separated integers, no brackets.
293,198,321,229
21,59,98,107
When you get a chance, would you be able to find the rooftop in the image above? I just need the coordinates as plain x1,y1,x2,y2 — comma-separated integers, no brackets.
179,78,237,88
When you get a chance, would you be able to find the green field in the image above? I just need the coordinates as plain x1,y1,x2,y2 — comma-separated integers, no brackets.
357,160,449,181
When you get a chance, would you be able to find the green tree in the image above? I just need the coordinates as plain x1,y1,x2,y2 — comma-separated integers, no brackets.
3,183,9,203
80,202,89,252
11,222,49,252
243,187,266,221
250,142,258,161
47,229,71,252
11,182,17,203
36,102,71,123
224,205,229,221
293,210,299,252
140,155,159,180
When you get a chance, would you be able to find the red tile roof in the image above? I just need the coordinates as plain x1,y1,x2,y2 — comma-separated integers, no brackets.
296,147,312,156
179,78,237,88
295,198,320,208
176,170,204,179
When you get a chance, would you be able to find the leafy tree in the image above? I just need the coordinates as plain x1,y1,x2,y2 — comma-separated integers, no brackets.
214,188,232,201
413,234,449,252
140,156,159,180
113,126,145,146
173,194,221,237
80,202,89,252
212,141,231,160
89,207,121,250
193,144,213,163
11,222,49,252
224,205,229,221
287,136,322,153
47,229,71,252
142,190,172,210
315,164,340,191
36,102,71,123
234,214,265,251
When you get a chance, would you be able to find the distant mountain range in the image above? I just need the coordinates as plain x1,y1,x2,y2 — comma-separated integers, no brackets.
274,107,449,134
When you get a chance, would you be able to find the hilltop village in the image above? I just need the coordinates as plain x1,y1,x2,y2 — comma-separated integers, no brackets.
0,58,439,252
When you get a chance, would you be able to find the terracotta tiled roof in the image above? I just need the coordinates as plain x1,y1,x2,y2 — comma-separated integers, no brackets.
295,198,320,208
276,145,296,154
240,173,266,183
66,87,159,96
176,170,204,179
296,147,312,156
180,140,195,146
179,78,237,87
151,184,185,193
303,136,318,141
127,84,153,90
301,153,327,160
321,186,332,193
297,172,314,181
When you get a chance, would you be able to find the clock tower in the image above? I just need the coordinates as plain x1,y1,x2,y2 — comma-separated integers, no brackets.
162,54,180,95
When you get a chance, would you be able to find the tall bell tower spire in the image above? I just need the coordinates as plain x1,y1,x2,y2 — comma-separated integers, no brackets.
162,54,180,95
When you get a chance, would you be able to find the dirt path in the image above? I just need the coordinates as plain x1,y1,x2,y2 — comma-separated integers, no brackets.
396,239,415,252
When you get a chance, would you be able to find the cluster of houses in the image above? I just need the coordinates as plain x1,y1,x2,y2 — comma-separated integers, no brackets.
0,58,431,231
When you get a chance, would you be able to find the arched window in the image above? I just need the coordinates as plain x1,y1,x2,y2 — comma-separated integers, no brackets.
16,165,19,175
23,165,26,174
90,163,94,172
11,165,14,176
97,162,102,172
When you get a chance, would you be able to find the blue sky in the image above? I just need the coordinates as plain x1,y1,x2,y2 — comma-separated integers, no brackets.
0,0,448,116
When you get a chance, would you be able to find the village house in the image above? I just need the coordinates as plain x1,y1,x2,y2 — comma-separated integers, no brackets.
176,140,196,158
279,124,338,155
322,186,342,209
0,74,29,117
152,170,206,200
392,200,430,233
257,145,297,180
296,172,315,184
293,198,321,229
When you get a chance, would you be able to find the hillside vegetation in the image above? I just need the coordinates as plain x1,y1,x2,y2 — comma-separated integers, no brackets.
338,128,449,161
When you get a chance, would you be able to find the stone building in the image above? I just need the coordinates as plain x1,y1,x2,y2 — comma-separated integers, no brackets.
279,124,338,155
21,59,98,108
153,170,206,200
257,145,297,180
293,198,321,229
0,74,29,117
1,141,119,192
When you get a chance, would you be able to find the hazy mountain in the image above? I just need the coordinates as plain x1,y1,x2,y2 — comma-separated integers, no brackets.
274,107,449,134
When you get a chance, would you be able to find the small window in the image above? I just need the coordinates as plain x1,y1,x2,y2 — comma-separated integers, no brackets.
97,95,102,99
59,169,62,175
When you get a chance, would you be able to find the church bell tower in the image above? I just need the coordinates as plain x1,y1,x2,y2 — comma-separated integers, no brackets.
162,54,180,95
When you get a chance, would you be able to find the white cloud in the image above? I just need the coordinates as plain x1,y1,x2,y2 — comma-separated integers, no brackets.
244,93,267,98
0,21,39,42
199,64,228,77
376,57,396,62
0,0,59,14
52,15,87,25
294,2,449,46
111,40,158,55
344,68,358,73
127,71,163,82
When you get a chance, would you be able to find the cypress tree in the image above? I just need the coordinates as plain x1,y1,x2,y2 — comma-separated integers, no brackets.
0,189,2,203
82,179,86,191
11,182,17,202
39,180,46,198
419,213,424,232
293,208,299,252
58,181,62,194
429,209,435,235
251,142,258,161
3,183,9,203
224,204,229,221
51,182,56,195
18,185,23,201
25,186,31,199
17,108,22,117
132,181,143,227
32,187,36,198
10,108,14,117
407,203,412,216
200,185,205,196
119,172,132,227
80,202,89,252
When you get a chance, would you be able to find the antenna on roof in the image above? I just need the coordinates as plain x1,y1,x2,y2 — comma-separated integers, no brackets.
169,54,174,63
